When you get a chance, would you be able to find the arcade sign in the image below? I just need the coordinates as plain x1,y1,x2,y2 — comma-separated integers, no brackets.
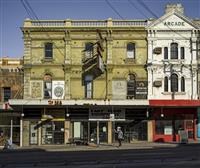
164,21,185,26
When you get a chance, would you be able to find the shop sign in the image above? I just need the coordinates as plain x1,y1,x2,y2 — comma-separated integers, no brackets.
52,81,64,99
153,81,162,87
164,126,172,135
164,21,185,26
135,81,148,99
48,100,62,105
89,109,125,121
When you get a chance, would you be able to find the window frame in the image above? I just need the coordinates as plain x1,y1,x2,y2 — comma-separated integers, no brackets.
181,77,185,92
85,42,94,60
171,73,178,92
126,43,135,59
164,76,168,92
127,74,136,99
3,87,11,102
45,43,53,59
180,47,185,59
170,43,178,59
43,75,52,99
84,75,93,99
164,47,168,59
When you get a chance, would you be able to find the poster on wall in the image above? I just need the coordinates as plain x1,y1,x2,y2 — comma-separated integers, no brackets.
164,126,173,135
52,81,65,99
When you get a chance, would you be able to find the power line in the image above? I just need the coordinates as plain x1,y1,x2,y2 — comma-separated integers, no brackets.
105,0,146,39
20,0,66,59
128,0,149,19
137,0,189,40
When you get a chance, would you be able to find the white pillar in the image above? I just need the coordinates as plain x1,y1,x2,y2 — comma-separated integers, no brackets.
10,119,13,144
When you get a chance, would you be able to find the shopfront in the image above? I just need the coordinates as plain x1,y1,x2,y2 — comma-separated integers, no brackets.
150,100,198,142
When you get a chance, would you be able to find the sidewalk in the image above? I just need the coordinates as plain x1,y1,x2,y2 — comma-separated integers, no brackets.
0,141,180,152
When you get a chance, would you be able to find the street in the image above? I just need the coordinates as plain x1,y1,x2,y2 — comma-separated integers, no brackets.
0,143,200,167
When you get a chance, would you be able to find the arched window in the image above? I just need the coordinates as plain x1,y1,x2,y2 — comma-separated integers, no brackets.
85,42,93,60
45,43,53,59
85,75,93,99
164,47,168,59
127,74,136,99
127,43,135,59
181,47,185,59
171,73,178,92
44,74,52,99
164,76,168,92
181,77,185,92
171,43,178,59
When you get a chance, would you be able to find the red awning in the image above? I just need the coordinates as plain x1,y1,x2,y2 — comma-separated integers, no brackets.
149,100,200,107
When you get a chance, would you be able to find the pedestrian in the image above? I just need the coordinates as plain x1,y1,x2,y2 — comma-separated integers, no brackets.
114,126,124,147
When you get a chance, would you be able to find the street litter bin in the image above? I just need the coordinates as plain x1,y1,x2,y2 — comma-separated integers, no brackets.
178,129,188,144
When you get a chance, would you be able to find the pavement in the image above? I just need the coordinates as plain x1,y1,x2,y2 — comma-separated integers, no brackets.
0,141,193,152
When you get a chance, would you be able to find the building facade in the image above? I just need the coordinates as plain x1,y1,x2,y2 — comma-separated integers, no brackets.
0,57,23,146
10,18,149,146
147,4,200,142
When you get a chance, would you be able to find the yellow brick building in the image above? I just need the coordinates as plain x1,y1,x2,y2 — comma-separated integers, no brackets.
10,18,149,146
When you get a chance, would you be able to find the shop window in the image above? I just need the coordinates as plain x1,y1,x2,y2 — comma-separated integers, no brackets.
164,47,168,59
155,120,172,135
181,47,185,59
45,43,53,59
44,74,52,99
3,87,11,102
85,75,93,99
127,74,136,99
171,73,178,92
127,43,135,59
175,120,184,134
85,42,93,60
164,76,168,92
181,77,185,92
171,43,178,59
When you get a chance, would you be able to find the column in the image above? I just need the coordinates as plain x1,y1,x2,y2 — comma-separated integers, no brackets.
64,120,71,144
20,118,23,147
147,120,153,142
108,121,112,144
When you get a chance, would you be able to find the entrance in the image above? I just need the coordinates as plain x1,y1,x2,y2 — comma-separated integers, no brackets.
89,121,108,143
30,122,38,145
41,121,64,145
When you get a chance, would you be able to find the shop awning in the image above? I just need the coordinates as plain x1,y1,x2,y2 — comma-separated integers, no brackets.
149,100,200,107
9,99,149,107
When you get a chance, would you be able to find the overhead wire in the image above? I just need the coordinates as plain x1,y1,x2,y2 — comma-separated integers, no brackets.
105,0,147,39
20,0,66,59
136,0,189,40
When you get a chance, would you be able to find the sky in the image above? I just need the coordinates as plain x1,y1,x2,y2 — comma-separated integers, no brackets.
0,0,200,58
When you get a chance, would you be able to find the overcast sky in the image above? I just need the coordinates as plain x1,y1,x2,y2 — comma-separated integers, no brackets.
0,0,200,58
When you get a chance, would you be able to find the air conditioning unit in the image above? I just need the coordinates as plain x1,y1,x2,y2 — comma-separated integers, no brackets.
153,47,162,54
153,81,162,87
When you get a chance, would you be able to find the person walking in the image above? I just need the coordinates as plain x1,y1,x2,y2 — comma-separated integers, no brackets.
114,127,123,147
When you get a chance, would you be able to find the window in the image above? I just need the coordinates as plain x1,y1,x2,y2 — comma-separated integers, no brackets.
3,87,11,102
171,43,178,59
127,43,135,59
44,74,52,99
155,120,172,135
164,47,168,59
164,77,168,92
181,77,185,92
181,47,185,59
171,73,178,92
127,74,136,99
85,42,93,60
45,43,53,59
85,75,93,99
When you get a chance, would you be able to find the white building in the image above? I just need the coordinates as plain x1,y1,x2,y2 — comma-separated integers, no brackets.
147,4,200,100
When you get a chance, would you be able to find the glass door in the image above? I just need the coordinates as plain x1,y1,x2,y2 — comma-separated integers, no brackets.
30,122,38,145
185,120,194,140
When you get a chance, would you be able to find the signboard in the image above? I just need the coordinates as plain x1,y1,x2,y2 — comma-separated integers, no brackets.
89,109,125,121
164,126,172,135
52,81,64,99
153,81,162,87
135,81,148,99
112,80,126,100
